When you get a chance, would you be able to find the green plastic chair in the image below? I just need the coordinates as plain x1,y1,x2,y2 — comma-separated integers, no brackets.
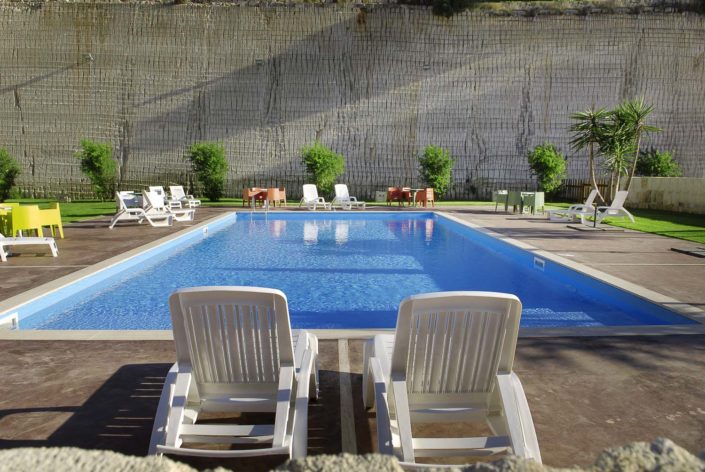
506,191,524,213
492,190,508,212
11,205,43,237
523,192,545,215
39,202,64,238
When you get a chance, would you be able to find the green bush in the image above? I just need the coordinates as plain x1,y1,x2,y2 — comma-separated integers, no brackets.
300,141,345,196
432,0,472,17
636,147,681,177
187,142,228,201
0,148,21,201
527,142,566,193
76,140,117,201
419,145,454,198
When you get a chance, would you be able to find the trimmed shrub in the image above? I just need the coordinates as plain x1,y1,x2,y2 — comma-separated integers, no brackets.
419,145,454,198
76,140,117,201
432,0,473,17
0,148,21,201
300,141,345,196
636,147,681,177
187,142,228,202
527,142,566,193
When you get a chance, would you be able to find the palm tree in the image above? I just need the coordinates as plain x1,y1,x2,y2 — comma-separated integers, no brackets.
600,128,635,197
614,98,661,192
569,107,610,204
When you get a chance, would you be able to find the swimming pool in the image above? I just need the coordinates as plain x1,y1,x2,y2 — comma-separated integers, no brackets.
6,212,697,330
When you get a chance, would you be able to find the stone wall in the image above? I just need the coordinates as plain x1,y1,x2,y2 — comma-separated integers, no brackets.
628,177,705,214
1,3,704,199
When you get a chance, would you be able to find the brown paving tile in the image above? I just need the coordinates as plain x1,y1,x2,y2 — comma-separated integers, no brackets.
514,335,705,466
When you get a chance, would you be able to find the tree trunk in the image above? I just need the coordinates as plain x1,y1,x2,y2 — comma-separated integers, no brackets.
588,142,606,204
625,132,643,192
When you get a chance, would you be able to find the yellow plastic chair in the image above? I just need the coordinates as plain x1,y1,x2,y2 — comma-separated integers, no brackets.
11,205,43,237
0,202,20,235
39,202,64,238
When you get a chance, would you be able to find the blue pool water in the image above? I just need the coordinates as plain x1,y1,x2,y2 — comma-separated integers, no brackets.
20,212,695,329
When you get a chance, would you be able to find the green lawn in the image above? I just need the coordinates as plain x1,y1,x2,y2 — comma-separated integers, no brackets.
599,209,705,245
5,198,704,244
4,199,118,223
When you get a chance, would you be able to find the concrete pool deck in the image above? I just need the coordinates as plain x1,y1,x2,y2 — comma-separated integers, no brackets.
1,205,704,468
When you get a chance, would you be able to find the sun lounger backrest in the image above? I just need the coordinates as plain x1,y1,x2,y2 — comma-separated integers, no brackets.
583,189,598,207
143,190,166,210
335,184,350,200
116,191,140,210
302,184,319,202
391,292,521,395
609,190,628,209
169,287,295,387
170,186,186,200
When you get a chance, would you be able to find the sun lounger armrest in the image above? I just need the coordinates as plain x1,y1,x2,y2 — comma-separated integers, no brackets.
149,364,179,454
368,357,394,455
391,377,415,463
164,366,193,450
291,349,314,459
496,372,542,463
272,366,294,448
595,205,611,211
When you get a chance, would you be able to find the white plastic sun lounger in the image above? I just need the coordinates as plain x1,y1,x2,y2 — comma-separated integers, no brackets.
363,291,541,467
149,286,319,459
0,233,58,261
300,184,331,211
333,184,366,210
143,190,195,222
592,190,635,226
547,189,599,223
109,191,173,229
169,185,201,208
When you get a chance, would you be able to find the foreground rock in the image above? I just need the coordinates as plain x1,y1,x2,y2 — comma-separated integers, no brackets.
0,438,703,472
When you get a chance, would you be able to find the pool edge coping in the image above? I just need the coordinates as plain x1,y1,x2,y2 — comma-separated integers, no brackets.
1,209,703,340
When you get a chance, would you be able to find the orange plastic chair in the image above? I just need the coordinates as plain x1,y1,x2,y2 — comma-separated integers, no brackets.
11,205,43,237
266,188,280,207
387,187,401,206
400,187,413,206
415,188,435,208
39,202,64,238
243,188,266,207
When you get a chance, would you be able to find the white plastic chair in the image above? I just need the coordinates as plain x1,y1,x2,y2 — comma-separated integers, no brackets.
169,186,201,208
547,189,599,223
363,291,542,467
0,232,58,262
109,191,173,229
333,184,366,210
149,286,319,459
593,190,635,226
299,184,331,211
143,190,195,222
